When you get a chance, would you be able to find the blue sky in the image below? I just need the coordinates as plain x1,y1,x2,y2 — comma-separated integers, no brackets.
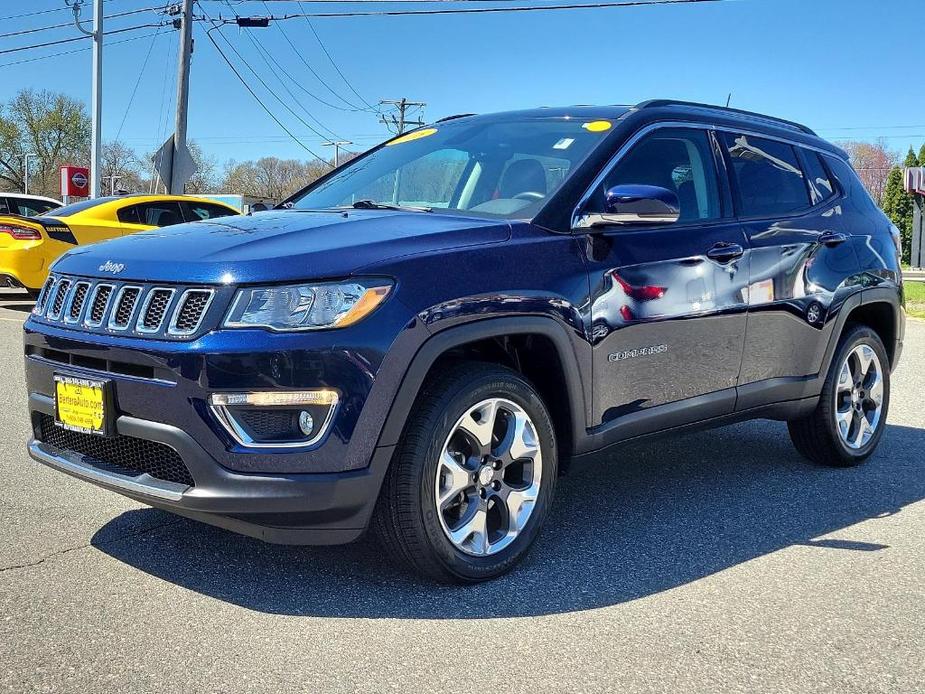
3,0,924,164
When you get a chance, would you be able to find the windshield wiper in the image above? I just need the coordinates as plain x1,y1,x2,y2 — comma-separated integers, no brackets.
349,199,432,213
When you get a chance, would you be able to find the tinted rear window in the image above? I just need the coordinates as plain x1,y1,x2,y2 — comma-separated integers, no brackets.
723,133,811,217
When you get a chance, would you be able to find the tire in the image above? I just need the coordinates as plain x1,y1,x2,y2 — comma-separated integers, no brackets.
788,324,890,467
373,362,558,583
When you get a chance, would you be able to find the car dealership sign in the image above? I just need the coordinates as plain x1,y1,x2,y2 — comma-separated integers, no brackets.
60,165,90,198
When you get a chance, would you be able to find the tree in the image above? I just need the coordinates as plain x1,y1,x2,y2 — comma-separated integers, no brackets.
0,89,90,197
101,140,145,194
919,144,925,169
842,140,896,205
904,146,919,168
220,156,327,201
184,141,218,194
882,166,914,264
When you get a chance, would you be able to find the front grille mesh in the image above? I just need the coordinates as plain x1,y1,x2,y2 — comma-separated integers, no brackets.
89,285,113,324
68,282,90,320
141,290,172,330
112,287,140,328
38,414,194,487
50,279,71,317
35,275,216,339
236,409,298,439
174,291,211,333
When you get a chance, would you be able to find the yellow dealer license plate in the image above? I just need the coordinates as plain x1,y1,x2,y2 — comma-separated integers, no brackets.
54,375,110,436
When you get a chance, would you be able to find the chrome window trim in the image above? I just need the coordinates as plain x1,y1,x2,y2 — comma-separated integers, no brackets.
166,288,215,336
135,287,176,334
107,285,143,331
46,278,73,320
83,283,115,328
572,120,843,229
62,280,91,324
209,392,340,450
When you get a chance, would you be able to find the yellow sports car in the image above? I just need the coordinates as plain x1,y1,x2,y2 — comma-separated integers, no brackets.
0,194,239,296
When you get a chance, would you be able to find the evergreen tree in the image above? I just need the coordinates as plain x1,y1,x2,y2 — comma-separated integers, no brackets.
903,147,919,167
881,166,914,264
919,143,925,168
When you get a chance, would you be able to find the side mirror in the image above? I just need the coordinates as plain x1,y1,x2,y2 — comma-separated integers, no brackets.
576,184,680,229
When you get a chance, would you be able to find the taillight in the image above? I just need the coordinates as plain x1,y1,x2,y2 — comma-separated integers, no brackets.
611,271,666,301
0,223,42,241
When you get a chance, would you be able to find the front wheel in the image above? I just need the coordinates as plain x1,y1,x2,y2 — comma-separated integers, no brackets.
373,362,558,583
788,325,890,467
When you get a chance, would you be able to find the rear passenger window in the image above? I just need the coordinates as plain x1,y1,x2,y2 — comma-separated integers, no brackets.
723,133,811,217
802,151,836,204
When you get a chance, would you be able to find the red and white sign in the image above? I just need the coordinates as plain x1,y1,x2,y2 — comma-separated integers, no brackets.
60,165,90,198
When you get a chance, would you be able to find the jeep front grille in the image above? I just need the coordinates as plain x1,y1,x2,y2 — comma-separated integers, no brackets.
33,274,218,340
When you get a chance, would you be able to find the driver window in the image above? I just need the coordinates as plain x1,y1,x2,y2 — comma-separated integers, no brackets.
600,128,721,222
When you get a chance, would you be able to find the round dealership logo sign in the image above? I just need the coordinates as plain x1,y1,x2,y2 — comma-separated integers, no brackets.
71,171,88,189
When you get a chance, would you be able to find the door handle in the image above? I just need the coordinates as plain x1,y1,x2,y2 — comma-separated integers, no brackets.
706,242,745,262
819,231,848,247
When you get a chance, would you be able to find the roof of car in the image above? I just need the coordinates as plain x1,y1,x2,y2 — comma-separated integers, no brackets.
2,193,61,204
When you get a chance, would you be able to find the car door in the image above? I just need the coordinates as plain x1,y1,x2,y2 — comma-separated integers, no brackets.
579,126,750,432
117,201,185,235
718,132,861,408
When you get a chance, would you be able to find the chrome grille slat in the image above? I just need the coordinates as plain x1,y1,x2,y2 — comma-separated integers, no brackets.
64,281,91,323
136,288,175,334
34,274,215,339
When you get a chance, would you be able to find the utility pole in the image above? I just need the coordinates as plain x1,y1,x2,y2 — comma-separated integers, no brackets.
170,0,194,194
322,140,352,168
68,0,103,198
379,98,426,135
21,153,36,195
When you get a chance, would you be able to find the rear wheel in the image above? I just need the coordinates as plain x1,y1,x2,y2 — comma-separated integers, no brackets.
788,325,890,467
373,362,557,583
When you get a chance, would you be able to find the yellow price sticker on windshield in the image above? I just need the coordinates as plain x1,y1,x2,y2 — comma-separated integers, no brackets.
386,128,438,146
582,120,612,133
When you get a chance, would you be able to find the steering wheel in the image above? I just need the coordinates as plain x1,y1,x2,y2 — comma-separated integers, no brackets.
513,191,546,202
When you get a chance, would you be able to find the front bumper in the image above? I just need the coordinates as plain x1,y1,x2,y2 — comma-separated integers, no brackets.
28,393,394,544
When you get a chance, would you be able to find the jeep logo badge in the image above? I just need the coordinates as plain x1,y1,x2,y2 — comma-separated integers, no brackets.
98,260,125,274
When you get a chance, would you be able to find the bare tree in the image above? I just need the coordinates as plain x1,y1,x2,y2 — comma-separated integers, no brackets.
841,140,896,205
220,157,327,201
0,89,90,197
101,140,145,194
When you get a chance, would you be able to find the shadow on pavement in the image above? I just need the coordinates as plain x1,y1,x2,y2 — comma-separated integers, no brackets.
93,420,925,618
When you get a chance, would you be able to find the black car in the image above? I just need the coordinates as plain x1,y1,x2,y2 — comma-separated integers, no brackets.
25,100,904,583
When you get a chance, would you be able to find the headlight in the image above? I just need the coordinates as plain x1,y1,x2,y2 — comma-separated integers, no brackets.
224,280,391,331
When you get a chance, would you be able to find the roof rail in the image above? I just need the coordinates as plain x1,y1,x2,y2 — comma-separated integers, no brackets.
636,99,817,136
436,113,476,123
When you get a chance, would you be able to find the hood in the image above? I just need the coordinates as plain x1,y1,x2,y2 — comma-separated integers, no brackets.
52,209,511,284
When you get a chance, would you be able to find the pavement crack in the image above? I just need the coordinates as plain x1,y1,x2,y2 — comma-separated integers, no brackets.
0,518,182,574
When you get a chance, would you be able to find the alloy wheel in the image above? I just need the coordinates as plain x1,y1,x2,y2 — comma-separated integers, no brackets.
434,398,543,556
834,343,884,450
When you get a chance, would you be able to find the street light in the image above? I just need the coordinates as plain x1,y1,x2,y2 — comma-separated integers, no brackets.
21,153,37,195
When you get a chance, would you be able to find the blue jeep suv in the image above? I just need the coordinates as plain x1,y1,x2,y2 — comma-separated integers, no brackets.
24,100,905,582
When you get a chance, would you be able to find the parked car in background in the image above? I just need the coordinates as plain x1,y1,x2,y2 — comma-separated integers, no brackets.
0,193,62,217
23,101,904,583
0,194,238,295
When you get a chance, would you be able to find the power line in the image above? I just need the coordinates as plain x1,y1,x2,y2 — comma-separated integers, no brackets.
0,23,165,56
293,1,378,112
0,29,168,70
0,0,121,22
115,30,163,142
202,24,330,162
0,6,164,40
213,0,730,21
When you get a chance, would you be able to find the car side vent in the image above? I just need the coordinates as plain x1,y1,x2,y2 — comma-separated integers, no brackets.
109,286,141,330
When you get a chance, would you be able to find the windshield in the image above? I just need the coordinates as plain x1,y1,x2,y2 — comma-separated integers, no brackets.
290,117,616,219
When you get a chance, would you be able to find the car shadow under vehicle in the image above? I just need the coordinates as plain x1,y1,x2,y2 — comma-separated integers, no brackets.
92,419,925,618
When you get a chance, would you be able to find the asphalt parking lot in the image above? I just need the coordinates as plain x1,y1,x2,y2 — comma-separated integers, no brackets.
1,287,923,693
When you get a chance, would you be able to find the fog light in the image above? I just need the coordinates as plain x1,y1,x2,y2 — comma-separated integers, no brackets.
208,390,338,449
